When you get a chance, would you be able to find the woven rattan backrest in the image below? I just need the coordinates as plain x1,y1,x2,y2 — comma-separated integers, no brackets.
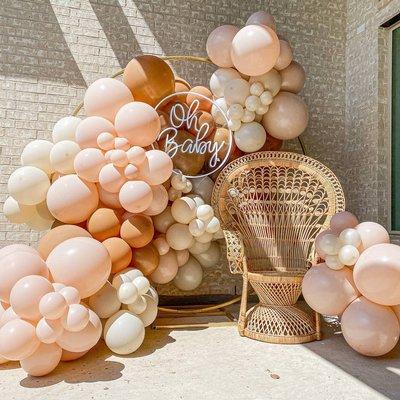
212,152,345,275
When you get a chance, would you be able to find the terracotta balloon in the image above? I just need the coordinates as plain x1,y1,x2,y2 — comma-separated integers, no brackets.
119,181,153,214
280,61,306,94
274,40,293,71
302,263,359,316
231,25,280,77
150,250,179,284
261,133,283,151
131,243,160,276
0,251,48,303
206,25,240,68
186,86,213,113
47,237,111,298
341,297,400,356
75,116,116,149
143,185,169,216
246,11,276,31
123,55,174,106
46,175,99,224
87,208,121,241
120,214,154,248
84,77,133,122
74,148,106,182
355,221,390,250
152,206,175,233
140,149,173,185
38,225,92,260
262,92,308,140
20,342,62,377
330,211,359,234
102,237,132,274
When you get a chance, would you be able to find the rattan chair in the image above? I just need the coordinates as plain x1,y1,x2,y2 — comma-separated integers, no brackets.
212,151,345,344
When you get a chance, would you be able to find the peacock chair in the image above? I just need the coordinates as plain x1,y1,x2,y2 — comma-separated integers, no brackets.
212,151,345,344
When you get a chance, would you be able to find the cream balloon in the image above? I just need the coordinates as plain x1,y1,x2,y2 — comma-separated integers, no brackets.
325,255,344,270
176,249,190,266
355,221,390,250
75,116,116,149
249,69,281,96
234,122,266,152
206,25,240,68
338,245,359,266
26,201,55,231
140,150,173,186
52,116,81,143
36,318,64,344
223,79,250,106
211,97,228,126
209,68,241,98
188,240,211,255
193,241,221,268
39,291,67,320
98,163,127,193
3,197,34,224
74,148,106,182
339,228,361,247
119,180,153,214
61,304,90,332
316,233,340,256
137,294,158,327
88,281,121,319
20,342,62,377
174,256,203,291
21,140,54,174
171,197,197,224
188,219,206,237
50,140,81,174
166,223,194,251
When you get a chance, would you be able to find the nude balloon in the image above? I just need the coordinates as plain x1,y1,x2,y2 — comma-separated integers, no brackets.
341,297,400,356
330,211,359,234
74,148,106,182
174,256,203,291
234,122,266,152
140,150,173,186
206,25,240,68
274,40,293,71
97,184,122,209
246,11,276,31
36,318,64,344
193,241,221,268
152,206,175,233
119,181,153,214
46,237,111,298
209,68,241,98
52,116,81,143
61,349,88,362
99,163,127,193
20,342,62,377
355,221,390,250
88,281,121,319
39,292,67,320
143,185,169,216
150,250,179,284
61,304,90,332
280,61,306,94
75,116,116,149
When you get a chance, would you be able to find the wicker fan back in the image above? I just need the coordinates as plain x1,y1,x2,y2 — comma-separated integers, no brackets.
212,152,345,275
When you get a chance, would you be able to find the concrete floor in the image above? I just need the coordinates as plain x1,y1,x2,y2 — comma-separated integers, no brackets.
1,312,400,400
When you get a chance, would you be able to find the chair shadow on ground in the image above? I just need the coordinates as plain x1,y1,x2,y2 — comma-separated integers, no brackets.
16,328,175,389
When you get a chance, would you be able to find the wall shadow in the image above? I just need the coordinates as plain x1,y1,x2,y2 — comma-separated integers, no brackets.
0,0,85,85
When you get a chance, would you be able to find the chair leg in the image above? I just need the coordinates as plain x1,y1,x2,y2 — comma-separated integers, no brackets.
238,274,249,336
315,311,322,340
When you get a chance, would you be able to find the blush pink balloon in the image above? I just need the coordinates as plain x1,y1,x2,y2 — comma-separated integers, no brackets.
61,348,89,361
21,342,62,377
206,25,240,68
57,309,101,352
302,263,359,316
0,251,48,302
0,244,38,260
99,163,127,193
75,116,116,149
97,184,122,209
47,237,111,298
150,250,179,284
231,25,280,76
143,185,169,216
355,221,390,250
114,137,130,151
109,149,128,168
10,275,53,321
61,304,90,332
0,307,20,328
314,229,334,259
114,102,161,147
46,175,99,224
74,148,106,182
84,78,134,122
0,319,40,361
140,150,173,185
119,180,153,213
39,292,67,320
97,131,116,151
59,286,81,305
36,318,64,344
330,211,359,234
126,146,146,166
341,297,400,356
124,164,139,180
354,243,400,306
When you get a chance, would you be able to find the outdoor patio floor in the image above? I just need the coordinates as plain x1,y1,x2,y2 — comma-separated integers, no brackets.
1,305,399,400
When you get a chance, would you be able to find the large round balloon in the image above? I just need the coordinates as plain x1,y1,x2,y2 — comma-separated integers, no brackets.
234,122,266,152
209,68,241,98
119,181,153,214
341,297,400,356
173,256,203,291
354,243,400,305
20,342,62,377
355,221,390,250
74,148,106,183
52,116,81,143
206,25,239,68
140,149,174,185
21,139,54,174
84,77,133,122
87,208,121,241
280,61,306,94
150,250,178,284
230,25,280,77
121,214,154,248
262,92,308,140
47,237,111,298
302,263,359,316
75,116,116,149
123,55,175,107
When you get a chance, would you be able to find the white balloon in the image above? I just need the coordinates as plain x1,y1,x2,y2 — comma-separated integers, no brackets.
188,240,211,255
325,255,344,270
171,197,197,224
193,241,221,268
137,294,158,327
88,281,121,319
196,204,214,221
146,286,159,305
8,166,50,205
228,118,241,132
223,79,250,106
171,174,187,190
319,234,340,256
189,219,206,237
174,256,203,291
205,216,220,233
127,295,147,314
234,122,266,153
339,228,362,248
50,140,81,174
26,201,55,231
211,97,228,125
209,68,241,98
118,282,139,304
166,223,194,251
133,276,150,295
21,140,54,174
112,268,143,290
191,177,214,204
187,194,205,208
338,245,359,266
168,187,182,202
260,90,273,105
104,311,145,355
3,196,34,223
52,116,81,143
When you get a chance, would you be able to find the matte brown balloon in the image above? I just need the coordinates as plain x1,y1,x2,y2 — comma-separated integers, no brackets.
186,86,213,112
280,61,306,93
120,214,154,248
87,208,122,241
38,225,92,260
102,237,132,274
262,92,308,140
160,101,189,130
131,243,160,276
123,55,175,107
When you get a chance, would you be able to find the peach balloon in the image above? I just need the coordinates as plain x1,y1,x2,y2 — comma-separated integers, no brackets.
206,25,240,68
0,251,48,302
75,116,116,149
143,185,168,216
120,214,154,248
140,150,173,186
119,181,153,214
0,307,20,328
274,40,293,71
330,211,359,234
341,297,400,356
20,342,62,377
0,319,40,361
150,250,179,284
97,184,122,209
115,102,161,147
36,318,64,344
246,11,276,31
231,25,280,77
87,208,121,241
38,225,92,260
57,309,101,352
61,349,88,362
99,163,127,194
59,286,81,305
74,148,106,182
280,61,306,94
353,243,400,305
262,91,308,140
153,236,170,256
39,292,67,320
10,275,53,321
46,175,99,224
97,131,115,151
302,263,359,316
0,244,38,260
46,237,111,298
102,237,132,274
61,304,90,332
84,78,134,122
355,221,390,250
132,244,160,276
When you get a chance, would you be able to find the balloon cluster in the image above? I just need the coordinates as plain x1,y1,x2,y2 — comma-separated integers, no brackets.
206,11,308,153
303,211,400,357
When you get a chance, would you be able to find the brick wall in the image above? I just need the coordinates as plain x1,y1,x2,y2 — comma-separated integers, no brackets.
0,0,347,295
